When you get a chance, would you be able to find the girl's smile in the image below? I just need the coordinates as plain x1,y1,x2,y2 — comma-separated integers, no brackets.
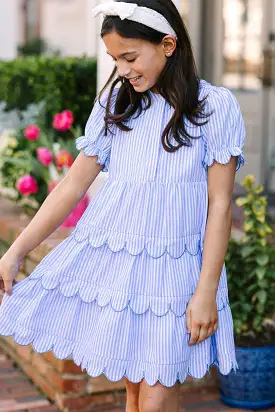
103,31,174,93
128,75,143,86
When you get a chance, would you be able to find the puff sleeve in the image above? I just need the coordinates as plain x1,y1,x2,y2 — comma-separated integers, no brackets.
201,86,246,171
75,90,116,172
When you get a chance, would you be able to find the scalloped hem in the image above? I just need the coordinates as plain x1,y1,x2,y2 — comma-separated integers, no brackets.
0,312,238,387
24,267,230,317
71,224,203,259
202,148,245,171
76,135,110,172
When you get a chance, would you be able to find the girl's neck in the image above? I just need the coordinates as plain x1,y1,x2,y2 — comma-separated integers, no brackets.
150,87,159,94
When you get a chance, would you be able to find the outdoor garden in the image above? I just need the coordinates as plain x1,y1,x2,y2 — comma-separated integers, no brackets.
0,54,274,410
0,56,97,221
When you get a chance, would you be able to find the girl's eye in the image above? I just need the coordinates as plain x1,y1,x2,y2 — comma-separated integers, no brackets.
111,57,136,63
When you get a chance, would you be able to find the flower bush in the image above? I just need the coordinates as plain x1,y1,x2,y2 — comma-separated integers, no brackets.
226,175,275,346
0,108,81,214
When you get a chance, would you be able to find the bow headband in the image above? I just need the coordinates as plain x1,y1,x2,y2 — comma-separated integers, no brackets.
92,1,177,39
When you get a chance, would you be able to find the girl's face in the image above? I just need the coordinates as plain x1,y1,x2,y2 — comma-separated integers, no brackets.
103,31,175,93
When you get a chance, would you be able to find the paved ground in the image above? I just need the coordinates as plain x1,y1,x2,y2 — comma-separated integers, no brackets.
1,347,275,412
0,347,59,412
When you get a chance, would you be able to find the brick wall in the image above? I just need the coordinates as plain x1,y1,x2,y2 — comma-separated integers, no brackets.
0,197,218,411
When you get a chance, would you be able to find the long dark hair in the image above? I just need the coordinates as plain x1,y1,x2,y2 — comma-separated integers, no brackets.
99,0,210,152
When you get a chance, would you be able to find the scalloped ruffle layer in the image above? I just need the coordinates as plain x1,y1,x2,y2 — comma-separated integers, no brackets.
202,147,245,171
0,308,238,387
66,179,208,260
0,247,238,387
71,224,203,259
10,267,230,317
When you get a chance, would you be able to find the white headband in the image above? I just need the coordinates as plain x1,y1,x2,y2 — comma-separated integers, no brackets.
92,2,177,39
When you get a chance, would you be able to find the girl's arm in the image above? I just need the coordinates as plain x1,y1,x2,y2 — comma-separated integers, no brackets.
7,152,103,260
186,156,237,345
198,156,237,292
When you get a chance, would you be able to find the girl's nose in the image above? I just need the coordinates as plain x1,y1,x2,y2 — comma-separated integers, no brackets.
117,61,131,78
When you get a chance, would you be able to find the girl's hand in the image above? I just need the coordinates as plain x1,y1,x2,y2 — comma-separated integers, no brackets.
186,288,218,346
0,252,22,296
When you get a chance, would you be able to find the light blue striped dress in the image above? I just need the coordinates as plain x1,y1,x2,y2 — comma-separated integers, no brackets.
0,79,246,387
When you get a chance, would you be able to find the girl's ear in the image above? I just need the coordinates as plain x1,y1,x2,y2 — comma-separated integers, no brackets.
162,35,177,57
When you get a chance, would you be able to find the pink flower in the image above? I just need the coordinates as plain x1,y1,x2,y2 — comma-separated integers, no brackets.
16,175,38,196
53,110,74,131
36,147,53,166
63,110,74,122
56,150,74,167
24,125,40,141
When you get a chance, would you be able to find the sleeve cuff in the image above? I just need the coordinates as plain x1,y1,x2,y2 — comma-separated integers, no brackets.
202,147,245,171
76,135,110,172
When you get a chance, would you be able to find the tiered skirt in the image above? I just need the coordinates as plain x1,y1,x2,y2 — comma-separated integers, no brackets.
0,221,238,387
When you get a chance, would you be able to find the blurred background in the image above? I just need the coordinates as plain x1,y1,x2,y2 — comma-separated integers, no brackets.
0,3,275,412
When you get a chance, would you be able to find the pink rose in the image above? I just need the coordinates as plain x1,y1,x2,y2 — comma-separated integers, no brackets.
24,125,40,141
63,110,74,122
36,147,53,166
53,110,74,131
56,150,74,167
16,175,38,196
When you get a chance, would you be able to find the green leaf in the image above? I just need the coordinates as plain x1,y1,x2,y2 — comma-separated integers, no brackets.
256,267,266,280
2,156,28,168
247,284,258,292
257,238,267,247
247,268,257,279
236,197,249,207
244,220,254,232
256,290,267,304
256,215,265,223
255,185,264,194
252,202,265,216
242,303,252,313
257,279,268,289
256,255,269,266
241,245,256,258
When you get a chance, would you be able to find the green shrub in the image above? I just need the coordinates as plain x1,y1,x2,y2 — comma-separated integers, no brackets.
226,175,275,339
0,56,97,130
17,38,48,56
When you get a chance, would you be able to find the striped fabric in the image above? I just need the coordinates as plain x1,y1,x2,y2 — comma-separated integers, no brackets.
0,79,246,387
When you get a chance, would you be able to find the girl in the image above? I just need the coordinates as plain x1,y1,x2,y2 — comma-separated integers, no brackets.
0,1,245,411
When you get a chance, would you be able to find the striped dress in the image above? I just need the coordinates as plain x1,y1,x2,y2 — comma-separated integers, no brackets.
0,79,246,387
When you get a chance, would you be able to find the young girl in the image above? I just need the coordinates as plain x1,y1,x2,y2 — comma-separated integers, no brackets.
0,1,245,411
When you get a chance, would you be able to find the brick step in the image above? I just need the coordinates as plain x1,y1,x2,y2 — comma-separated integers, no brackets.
2,345,275,412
